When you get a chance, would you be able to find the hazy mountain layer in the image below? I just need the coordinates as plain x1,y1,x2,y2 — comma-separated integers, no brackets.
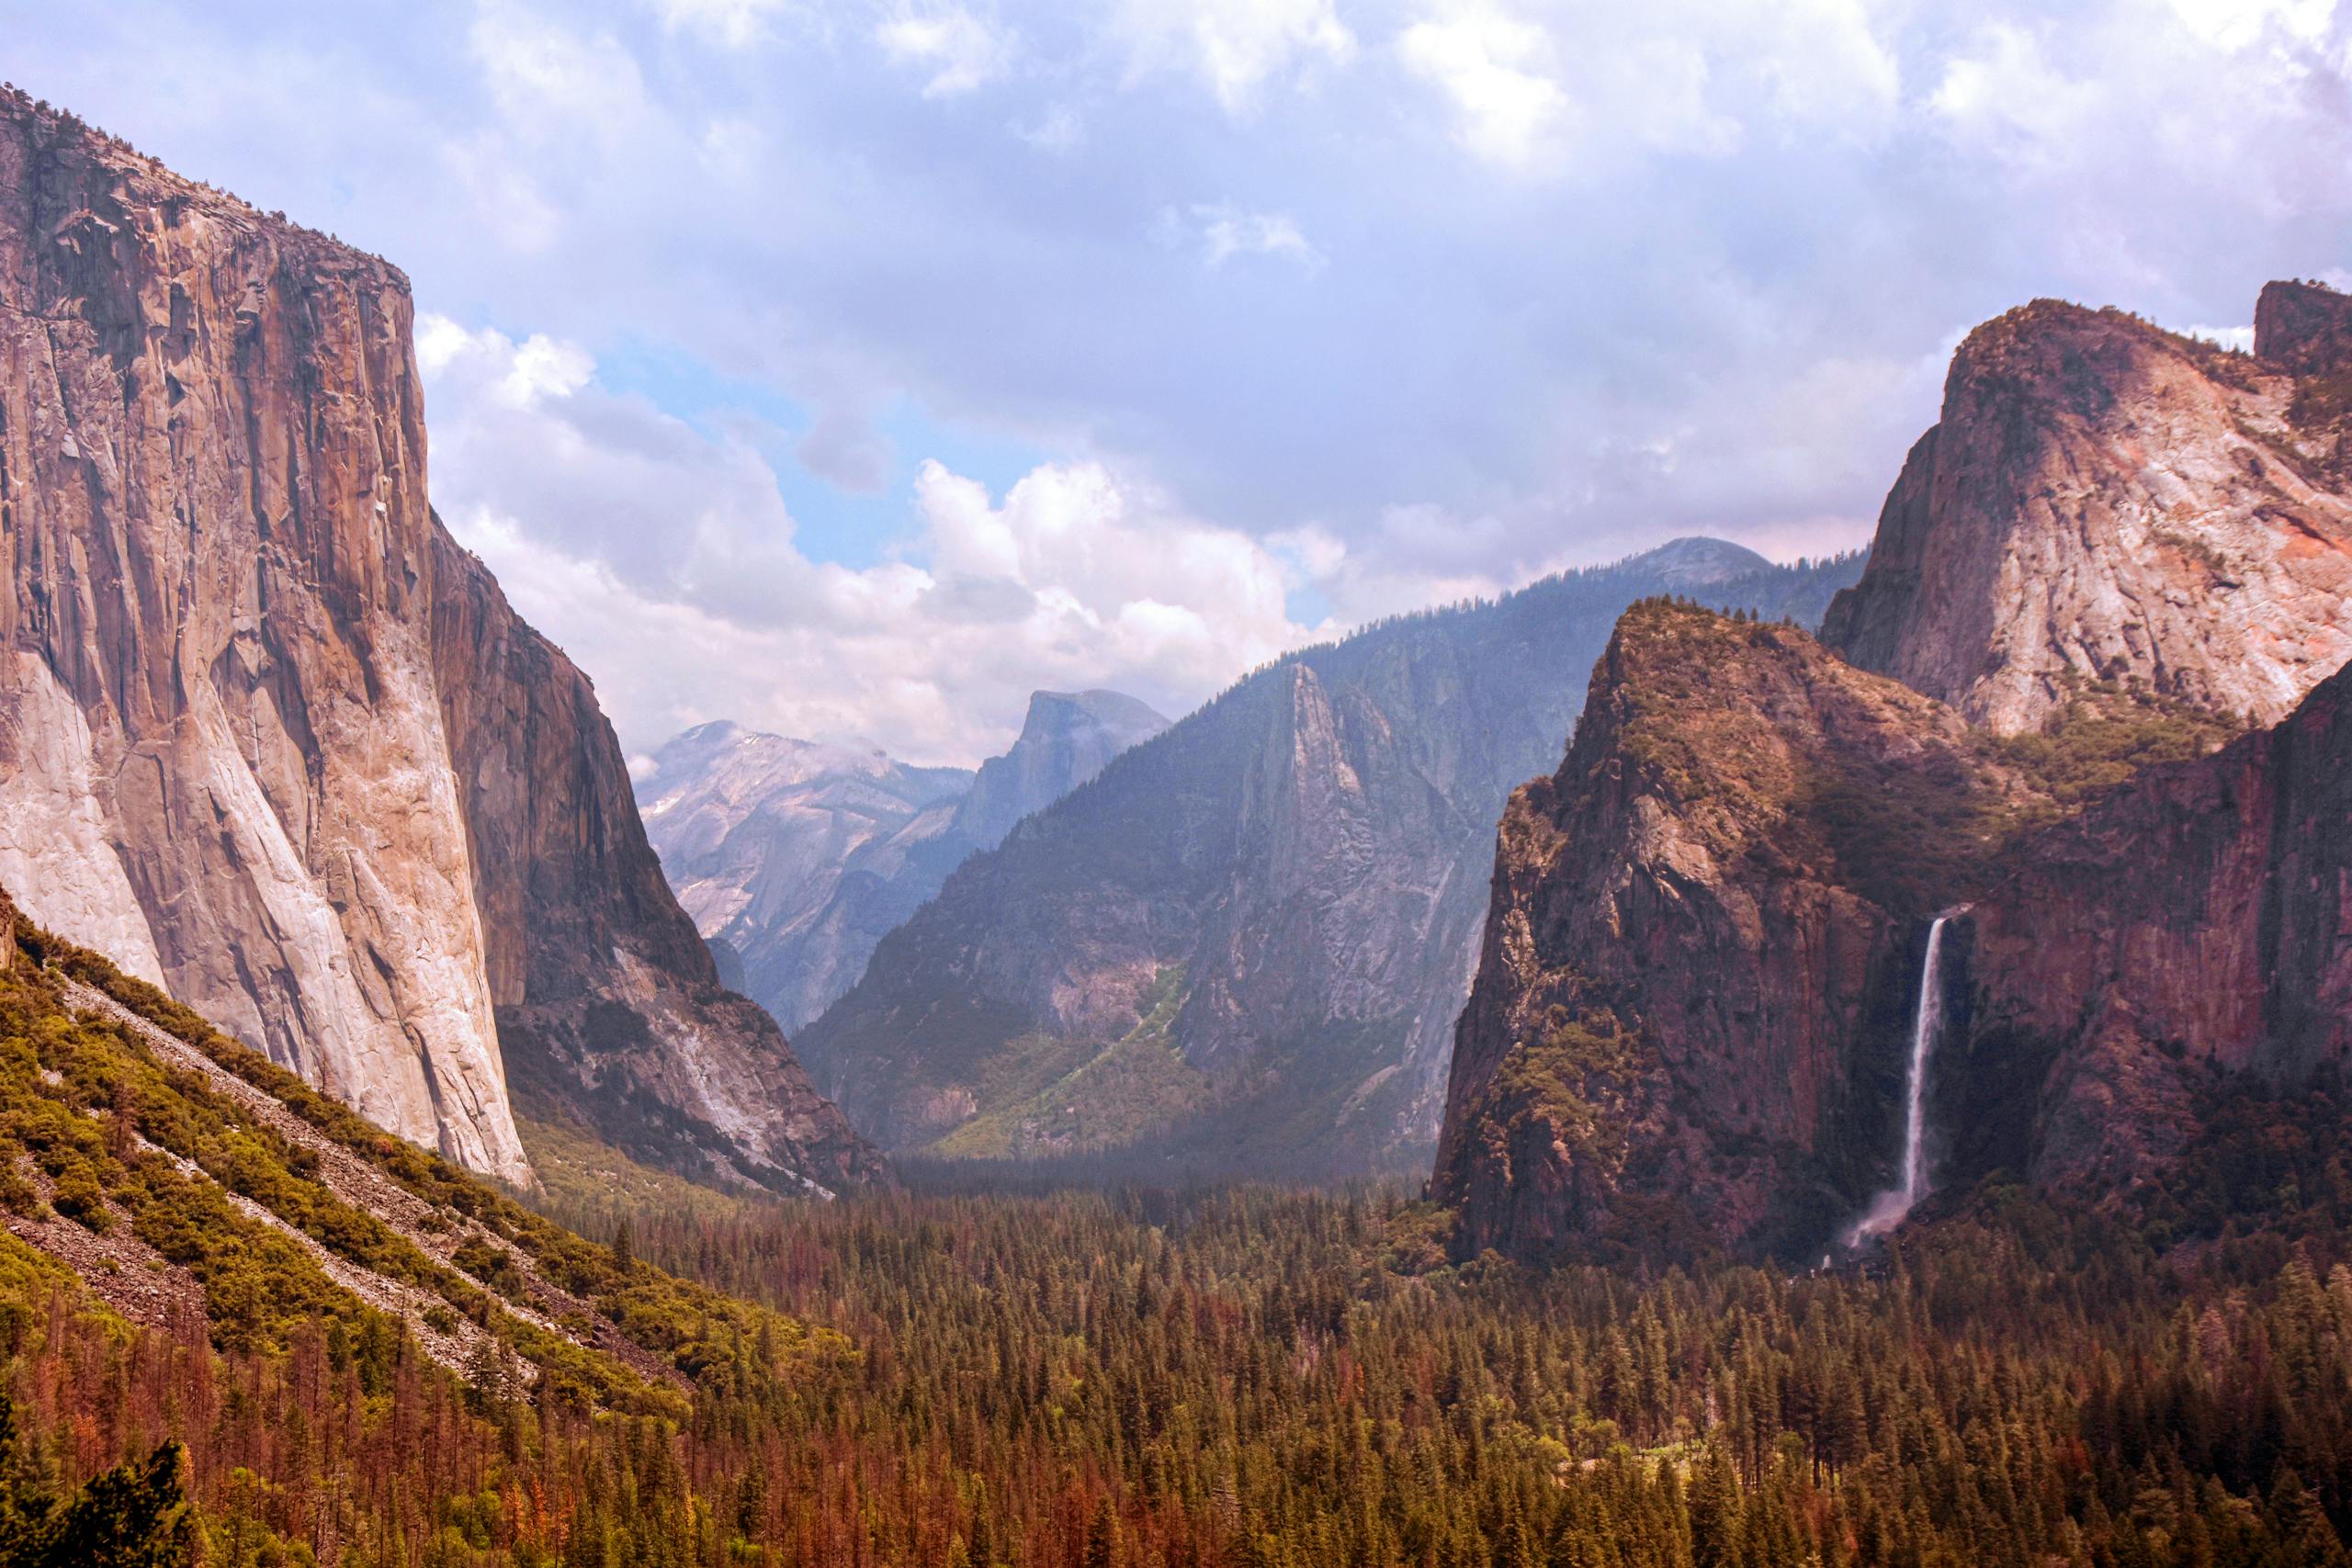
796,540,1861,1173
639,689,1168,1034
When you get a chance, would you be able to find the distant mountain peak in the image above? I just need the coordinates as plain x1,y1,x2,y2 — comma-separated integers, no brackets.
637,688,1165,1034
1619,536,1776,587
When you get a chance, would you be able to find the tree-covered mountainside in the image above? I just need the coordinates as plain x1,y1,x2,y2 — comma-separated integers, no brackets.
797,543,1864,1178
0,888,841,1415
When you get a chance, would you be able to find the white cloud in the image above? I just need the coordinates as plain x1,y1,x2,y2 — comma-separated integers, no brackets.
1016,101,1085,153
649,0,795,49
1187,203,1325,271
1397,7,1566,171
877,6,1014,97
2169,0,2336,49
2186,323,2257,351
420,315,1326,761
470,2,649,141
1111,0,1355,112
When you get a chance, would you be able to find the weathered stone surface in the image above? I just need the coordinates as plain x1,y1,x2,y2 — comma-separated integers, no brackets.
0,90,527,1182
797,545,1861,1171
1430,604,2048,1259
0,89,881,1194
1954,658,2352,1203
1822,294,2352,735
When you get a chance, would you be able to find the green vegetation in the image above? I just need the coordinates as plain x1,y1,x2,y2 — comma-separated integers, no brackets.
1993,679,2243,811
1481,1002,1647,1189
6,1066,2352,1563
1611,603,2245,919
6,913,843,1417
0,1386,194,1566
931,965,1205,1159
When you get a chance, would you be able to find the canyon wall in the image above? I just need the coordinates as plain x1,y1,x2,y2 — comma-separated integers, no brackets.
0,90,879,1193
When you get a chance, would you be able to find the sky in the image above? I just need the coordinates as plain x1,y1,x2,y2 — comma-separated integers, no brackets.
10,0,2352,765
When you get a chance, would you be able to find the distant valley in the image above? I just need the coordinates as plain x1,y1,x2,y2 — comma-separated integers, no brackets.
637,690,1168,1034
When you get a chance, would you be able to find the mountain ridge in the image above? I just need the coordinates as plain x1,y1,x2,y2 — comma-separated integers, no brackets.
797,541,1862,1173
638,687,1169,1034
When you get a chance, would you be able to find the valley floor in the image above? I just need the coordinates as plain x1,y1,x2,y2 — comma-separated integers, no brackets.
9,1159,2352,1566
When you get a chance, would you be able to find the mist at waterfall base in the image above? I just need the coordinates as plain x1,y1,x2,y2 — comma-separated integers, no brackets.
1845,913,1961,1248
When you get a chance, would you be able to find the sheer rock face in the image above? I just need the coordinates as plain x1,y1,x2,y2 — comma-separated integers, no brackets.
795,547,1862,1172
947,690,1170,854
0,91,880,1194
1431,604,2046,1259
1440,287,2352,1262
1821,296,2352,737
431,538,888,1194
1956,660,2352,1203
0,92,528,1183
637,690,1166,1036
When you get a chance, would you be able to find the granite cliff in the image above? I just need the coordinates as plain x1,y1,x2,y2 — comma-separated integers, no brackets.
1441,284,2352,1260
1952,655,2352,1207
1821,291,2352,734
0,90,878,1193
796,544,1861,1173
1431,604,2069,1259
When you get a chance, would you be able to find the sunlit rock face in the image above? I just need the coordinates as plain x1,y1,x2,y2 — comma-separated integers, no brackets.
1822,290,2352,738
0,89,882,1195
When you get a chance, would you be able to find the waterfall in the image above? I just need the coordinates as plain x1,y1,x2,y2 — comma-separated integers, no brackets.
1848,913,1957,1245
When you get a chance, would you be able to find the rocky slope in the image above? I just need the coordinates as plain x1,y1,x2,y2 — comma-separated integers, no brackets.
1821,288,2352,735
1431,603,2065,1259
0,886,842,1410
0,89,877,1194
1442,283,2352,1261
431,534,886,1193
795,545,1861,1172
638,690,1166,1034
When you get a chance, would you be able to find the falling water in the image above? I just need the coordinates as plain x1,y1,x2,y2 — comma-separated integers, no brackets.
1848,913,1957,1245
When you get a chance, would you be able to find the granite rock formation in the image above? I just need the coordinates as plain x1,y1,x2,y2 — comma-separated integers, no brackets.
1952,656,2352,1205
1442,285,2352,1261
0,89,878,1194
1430,604,2059,1259
1822,292,2352,735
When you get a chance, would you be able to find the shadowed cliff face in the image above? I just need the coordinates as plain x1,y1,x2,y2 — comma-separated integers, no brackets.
430,533,888,1195
637,690,1166,1037
1822,296,2352,736
1954,658,2352,1206
795,547,1863,1175
1431,604,2058,1260
0,90,881,1195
